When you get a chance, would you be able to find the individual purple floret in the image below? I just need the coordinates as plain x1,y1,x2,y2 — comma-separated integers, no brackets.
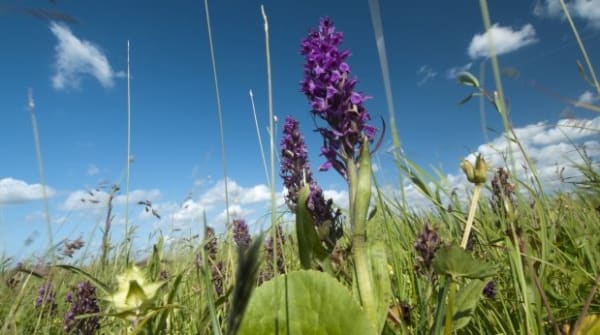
64,281,100,334
233,219,252,250
300,17,376,179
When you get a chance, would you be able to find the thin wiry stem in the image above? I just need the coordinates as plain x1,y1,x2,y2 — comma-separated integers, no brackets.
204,0,230,227
558,0,600,100
368,0,407,207
249,89,270,186
261,5,283,334
28,89,55,264
124,40,132,264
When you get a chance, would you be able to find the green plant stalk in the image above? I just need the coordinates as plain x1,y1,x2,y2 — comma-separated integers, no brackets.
350,139,377,325
460,184,482,249
444,280,457,335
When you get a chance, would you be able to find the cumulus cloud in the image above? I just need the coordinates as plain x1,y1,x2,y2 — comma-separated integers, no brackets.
0,178,55,204
468,24,538,59
416,65,438,86
384,116,600,212
446,62,473,79
49,21,118,90
534,0,600,29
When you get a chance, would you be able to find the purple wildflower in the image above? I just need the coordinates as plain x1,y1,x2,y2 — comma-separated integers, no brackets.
36,282,57,314
233,219,252,250
280,115,343,249
300,17,376,178
483,280,496,299
64,281,101,334
414,223,442,274
280,116,312,210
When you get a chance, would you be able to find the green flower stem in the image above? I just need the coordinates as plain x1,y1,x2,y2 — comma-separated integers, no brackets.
460,184,482,249
444,280,457,335
349,139,377,325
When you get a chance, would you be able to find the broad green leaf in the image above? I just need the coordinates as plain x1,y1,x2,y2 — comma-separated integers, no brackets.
369,242,392,334
457,72,479,88
452,279,486,331
296,184,330,270
238,270,377,335
432,245,496,280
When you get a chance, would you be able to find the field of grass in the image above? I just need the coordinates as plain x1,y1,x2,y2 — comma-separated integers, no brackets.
1,1,600,334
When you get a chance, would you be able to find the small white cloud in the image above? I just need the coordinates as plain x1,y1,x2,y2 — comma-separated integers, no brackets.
535,0,600,29
86,164,99,176
49,21,118,90
446,62,473,79
0,178,55,204
115,189,161,205
323,189,349,209
416,65,438,86
577,90,599,106
468,23,538,59
62,189,109,211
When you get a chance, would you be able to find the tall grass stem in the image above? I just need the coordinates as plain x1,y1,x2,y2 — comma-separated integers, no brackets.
204,0,230,226
28,89,55,264
249,89,270,186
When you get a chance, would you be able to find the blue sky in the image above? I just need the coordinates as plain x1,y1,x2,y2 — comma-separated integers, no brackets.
1,0,599,261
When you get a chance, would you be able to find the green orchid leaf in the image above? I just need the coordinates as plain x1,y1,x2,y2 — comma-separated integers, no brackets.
369,242,392,334
296,184,330,270
432,245,496,280
238,270,377,335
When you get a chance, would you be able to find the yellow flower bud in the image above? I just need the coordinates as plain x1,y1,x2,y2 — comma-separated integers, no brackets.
461,154,488,185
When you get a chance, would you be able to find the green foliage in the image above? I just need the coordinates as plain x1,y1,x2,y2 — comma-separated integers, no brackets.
295,184,330,270
432,245,496,280
237,270,377,335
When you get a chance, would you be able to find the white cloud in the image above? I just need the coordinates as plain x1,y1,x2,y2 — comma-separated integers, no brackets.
86,164,99,176
115,189,161,205
0,178,55,204
62,189,109,211
446,62,473,79
416,65,438,86
384,116,600,212
535,0,600,29
323,189,349,209
49,21,118,90
468,24,538,59
577,90,599,106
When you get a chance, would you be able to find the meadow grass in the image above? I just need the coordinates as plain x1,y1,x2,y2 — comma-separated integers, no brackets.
1,1,600,334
